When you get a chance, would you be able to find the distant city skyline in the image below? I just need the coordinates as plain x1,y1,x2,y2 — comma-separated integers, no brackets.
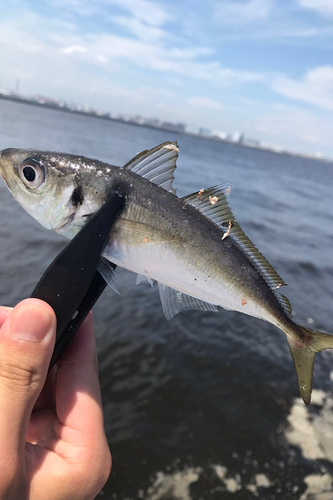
3,89,330,163
1,0,333,157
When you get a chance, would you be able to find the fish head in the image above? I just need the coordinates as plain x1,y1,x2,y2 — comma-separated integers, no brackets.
0,148,80,234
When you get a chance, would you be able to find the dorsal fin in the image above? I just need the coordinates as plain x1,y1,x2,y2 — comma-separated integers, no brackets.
182,185,234,228
123,141,179,195
182,185,291,314
278,294,293,317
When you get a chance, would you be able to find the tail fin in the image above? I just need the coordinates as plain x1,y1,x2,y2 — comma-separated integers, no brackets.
287,326,333,405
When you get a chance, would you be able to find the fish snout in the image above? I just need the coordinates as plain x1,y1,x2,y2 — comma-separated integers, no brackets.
2,148,18,154
0,149,18,185
0,150,4,177
0,148,18,164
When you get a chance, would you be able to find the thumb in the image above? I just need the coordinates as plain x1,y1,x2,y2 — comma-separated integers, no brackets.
0,299,56,465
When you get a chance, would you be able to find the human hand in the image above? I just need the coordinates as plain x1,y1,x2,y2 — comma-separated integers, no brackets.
0,299,111,500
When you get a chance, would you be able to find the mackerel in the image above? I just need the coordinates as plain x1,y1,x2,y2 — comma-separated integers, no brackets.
0,141,332,404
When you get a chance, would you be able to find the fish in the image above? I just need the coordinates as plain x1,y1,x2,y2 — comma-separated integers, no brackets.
0,141,332,405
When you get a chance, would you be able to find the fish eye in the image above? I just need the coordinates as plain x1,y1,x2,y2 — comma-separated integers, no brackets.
18,158,45,189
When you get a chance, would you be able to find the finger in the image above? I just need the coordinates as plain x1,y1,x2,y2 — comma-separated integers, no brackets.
0,299,56,472
26,409,58,447
33,365,57,413
51,313,111,491
28,368,58,443
0,306,12,328
27,314,111,500
56,313,103,433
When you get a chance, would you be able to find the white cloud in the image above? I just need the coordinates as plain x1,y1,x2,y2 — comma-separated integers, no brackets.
298,0,333,17
52,0,172,27
214,0,273,25
56,30,262,88
111,15,166,42
0,11,48,54
188,97,223,109
211,0,333,43
62,45,87,54
107,0,173,26
1,0,333,157
272,66,333,112
254,104,333,151
95,54,108,64
0,5,262,90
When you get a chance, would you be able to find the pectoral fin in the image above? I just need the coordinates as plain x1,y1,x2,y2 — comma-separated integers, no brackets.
98,257,119,294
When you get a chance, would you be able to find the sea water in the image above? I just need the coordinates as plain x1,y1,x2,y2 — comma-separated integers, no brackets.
1,98,333,499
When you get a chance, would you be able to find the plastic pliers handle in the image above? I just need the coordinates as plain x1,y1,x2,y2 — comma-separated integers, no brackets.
31,190,125,368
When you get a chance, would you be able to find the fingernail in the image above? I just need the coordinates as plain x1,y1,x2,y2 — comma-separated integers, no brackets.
10,304,54,342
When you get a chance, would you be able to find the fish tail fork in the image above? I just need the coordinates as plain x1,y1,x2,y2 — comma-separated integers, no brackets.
286,324,333,405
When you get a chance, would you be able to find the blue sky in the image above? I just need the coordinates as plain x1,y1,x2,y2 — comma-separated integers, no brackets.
1,0,333,157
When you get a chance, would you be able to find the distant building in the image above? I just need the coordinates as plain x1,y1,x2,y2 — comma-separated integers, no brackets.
145,118,161,127
245,138,261,148
199,127,211,136
231,131,242,143
132,115,144,124
161,121,186,133
213,131,227,140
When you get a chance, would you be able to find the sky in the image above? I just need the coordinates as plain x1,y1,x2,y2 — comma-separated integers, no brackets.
1,0,333,157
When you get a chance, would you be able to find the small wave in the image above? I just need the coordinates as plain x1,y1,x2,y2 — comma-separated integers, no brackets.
245,220,271,234
282,259,326,278
298,261,320,275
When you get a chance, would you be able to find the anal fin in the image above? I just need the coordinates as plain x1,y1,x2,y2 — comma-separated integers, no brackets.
136,274,154,287
158,283,218,320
